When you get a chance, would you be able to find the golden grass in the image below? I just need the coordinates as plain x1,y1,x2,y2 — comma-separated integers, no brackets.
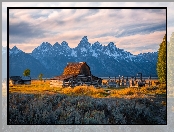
9,80,62,94
109,84,166,99
61,85,106,98
9,80,166,99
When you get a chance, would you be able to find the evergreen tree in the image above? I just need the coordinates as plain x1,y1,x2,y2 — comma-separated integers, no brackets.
23,69,31,78
157,34,166,83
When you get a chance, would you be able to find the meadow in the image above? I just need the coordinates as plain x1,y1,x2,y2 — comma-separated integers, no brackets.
8,80,166,124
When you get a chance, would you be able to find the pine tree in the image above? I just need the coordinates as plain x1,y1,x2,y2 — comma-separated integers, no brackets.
157,34,166,83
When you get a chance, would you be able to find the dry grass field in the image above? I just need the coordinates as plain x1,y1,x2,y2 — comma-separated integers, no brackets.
8,79,167,124
9,79,166,99
9,80,59,95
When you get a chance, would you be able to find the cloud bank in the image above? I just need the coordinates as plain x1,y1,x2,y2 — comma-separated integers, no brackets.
7,7,166,55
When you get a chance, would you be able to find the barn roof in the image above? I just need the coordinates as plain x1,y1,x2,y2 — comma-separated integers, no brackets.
63,62,89,76
53,62,90,80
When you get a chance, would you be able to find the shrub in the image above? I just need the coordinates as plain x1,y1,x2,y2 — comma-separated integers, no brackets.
61,86,105,98
9,93,166,125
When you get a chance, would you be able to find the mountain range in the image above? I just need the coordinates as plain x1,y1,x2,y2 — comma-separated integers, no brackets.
6,36,158,78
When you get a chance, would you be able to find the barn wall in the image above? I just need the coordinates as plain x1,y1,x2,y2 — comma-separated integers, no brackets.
9,79,31,85
80,64,91,76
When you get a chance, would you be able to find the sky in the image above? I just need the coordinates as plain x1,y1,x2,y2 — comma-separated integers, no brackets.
2,2,174,55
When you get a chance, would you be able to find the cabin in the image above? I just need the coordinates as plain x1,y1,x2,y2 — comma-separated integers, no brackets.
9,76,31,85
21,76,31,85
50,62,102,87
9,76,22,85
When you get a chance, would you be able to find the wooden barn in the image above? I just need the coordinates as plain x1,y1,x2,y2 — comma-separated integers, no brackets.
9,76,31,85
50,62,102,87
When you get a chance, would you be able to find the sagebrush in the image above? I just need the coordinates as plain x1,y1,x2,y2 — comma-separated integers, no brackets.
9,93,166,124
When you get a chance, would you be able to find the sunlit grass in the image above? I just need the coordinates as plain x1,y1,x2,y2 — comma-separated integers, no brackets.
109,85,166,99
9,80,166,100
61,85,107,98
9,80,63,94
8,80,167,124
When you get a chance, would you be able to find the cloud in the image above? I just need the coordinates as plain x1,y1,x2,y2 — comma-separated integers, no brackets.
9,21,46,43
5,4,169,55
115,22,166,38
114,31,166,54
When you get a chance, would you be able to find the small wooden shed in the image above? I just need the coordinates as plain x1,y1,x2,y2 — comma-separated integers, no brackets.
50,62,102,87
9,76,31,85
9,76,22,85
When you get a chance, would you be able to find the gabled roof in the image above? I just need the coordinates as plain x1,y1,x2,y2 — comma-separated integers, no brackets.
10,76,31,81
53,62,90,80
62,62,88,76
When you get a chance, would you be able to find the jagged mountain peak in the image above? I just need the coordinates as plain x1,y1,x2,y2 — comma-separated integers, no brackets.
108,42,115,46
104,42,117,52
54,42,60,45
81,36,88,42
92,41,102,51
35,42,53,52
61,41,71,52
77,36,91,49
53,42,61,48
40,42,52,47
10,46,23,54
61,41,68,46
12,45,18,50
137,51,158,56
93,41,101,46
53,42,60,46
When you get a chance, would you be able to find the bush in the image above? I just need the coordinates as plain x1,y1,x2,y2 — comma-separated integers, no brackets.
61,86,105,98
9,93,166,125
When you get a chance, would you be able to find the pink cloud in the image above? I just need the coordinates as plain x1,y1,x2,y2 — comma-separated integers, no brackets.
7,7,167,55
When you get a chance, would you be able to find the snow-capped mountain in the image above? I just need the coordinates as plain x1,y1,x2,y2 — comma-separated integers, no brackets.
31,42,54,59
9,36,158,77
91,41,102,57
9,46,49,78
74,36,92,57
9,46,23,55
30,36,136,61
